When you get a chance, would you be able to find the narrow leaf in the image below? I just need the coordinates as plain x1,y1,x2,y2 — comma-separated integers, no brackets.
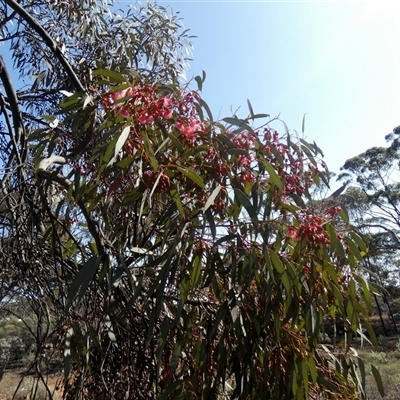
195,75,203,91
247,98,254,119
198,98,213,121
170,188,185,217
371,364,384,397
177,166,204,188
107,126,131,167
262,161,284,191
66,256,99,308
223,117,253,133
202,185,222,213
142,130,158,170
92,68,126,83
302,113,307,134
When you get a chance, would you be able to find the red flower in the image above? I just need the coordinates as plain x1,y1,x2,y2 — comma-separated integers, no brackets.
176,119,202,142
237,154,255,166
109,89,132,103
138,112,154,125
103,88,132,117
286,227,300,241
239,170,254,183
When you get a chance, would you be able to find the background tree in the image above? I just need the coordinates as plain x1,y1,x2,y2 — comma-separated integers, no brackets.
0,1,382,399
339,127,400,298
338,126,400,338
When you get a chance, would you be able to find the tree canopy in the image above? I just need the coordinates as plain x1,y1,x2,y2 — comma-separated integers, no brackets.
339,126,400,294
0,1,382,399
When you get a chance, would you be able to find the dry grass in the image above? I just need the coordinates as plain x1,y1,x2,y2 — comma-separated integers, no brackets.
359,349,400,400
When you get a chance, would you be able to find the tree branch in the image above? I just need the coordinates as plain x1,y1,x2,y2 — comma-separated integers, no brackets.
354,223,400,246
0,55,27,190
38,156,105,256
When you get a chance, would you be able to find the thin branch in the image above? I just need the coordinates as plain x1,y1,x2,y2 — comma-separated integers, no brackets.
354,223,400,246
38,155,105,257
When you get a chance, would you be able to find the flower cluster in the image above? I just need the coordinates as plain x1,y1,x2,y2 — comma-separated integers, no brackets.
98,83,328,231
262,127,320,200
325,206,342,218
219,130,257,183
102,86,204,144
102,87,173,122
298,214,330,245
286,213,330,246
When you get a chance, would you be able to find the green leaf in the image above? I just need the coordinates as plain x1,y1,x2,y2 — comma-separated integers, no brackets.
307,356,317,383
300,359,308,395
195,75,203,91
168,132,183,149
233,188,258,225
371,364,384,397
223,117,253,133
261,161,284,192
354,274,371,307
339,208,349,224
92,68,126,83
217,132,236,149
344,236,362,259
197,98,213,121
159,380,184,400
350,231,367,253
66,256,100,308
317,377,339,393
270,251,284,274
142,131,159,171
247,98,254,119
116,156,134,169
60,91,83,109
213,234,237,247
194,70,206,92
170,188,185,217
280,119,290,135
191,255,202,287
205,208,217,239
252,113,270,119
177,166,204,188
358,357,366,396
302,113,307,134
326,223,337,252
361,318,378,347
228,148,249,156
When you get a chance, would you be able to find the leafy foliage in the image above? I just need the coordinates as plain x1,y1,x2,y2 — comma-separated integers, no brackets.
0,1,382,399
33,72,376,399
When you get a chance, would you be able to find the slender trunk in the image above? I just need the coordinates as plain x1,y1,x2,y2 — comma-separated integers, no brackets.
374,293,387,336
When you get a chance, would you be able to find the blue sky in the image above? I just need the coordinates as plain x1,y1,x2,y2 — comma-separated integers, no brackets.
136,0,400,178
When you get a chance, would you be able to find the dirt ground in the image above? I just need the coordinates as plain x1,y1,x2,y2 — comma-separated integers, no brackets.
0,370,61,400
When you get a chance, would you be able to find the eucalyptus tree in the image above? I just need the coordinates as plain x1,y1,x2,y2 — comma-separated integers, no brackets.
339,127,400,294
0,1,383,399
0,0,193,396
